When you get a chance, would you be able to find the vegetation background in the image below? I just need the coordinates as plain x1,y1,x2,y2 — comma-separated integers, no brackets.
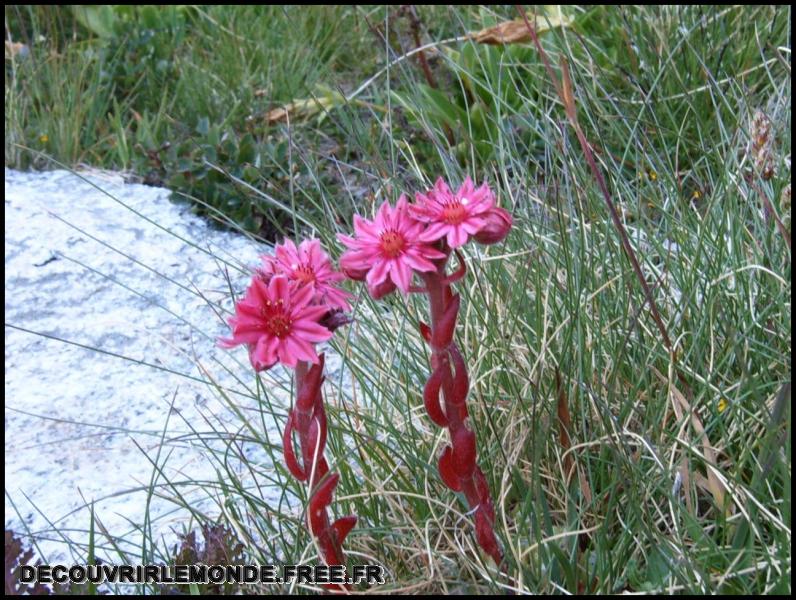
5,5,791,594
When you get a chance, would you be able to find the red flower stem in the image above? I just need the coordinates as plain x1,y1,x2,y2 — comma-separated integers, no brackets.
285,359,354,590
421,262,504,568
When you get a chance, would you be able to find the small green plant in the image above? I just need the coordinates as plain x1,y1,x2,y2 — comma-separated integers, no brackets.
157,119,292,237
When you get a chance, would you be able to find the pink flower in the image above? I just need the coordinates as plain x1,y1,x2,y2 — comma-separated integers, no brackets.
473,206,513,245
259,238,351,310
219,275,333,369
411,177,495,248
338,196,446,295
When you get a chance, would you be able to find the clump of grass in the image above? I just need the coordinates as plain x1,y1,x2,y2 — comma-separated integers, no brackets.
5,5,379,236
4,5,791,595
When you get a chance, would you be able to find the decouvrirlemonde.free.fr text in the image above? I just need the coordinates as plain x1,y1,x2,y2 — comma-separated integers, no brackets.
19,564,385,586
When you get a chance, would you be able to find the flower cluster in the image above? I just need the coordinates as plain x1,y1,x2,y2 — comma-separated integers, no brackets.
339,177,511,299
221,177,511,576
220,238,354,583
220,239,351,370
339,176,511,567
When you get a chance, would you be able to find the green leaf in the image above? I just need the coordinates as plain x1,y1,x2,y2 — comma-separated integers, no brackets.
420,84,467,128
238,134,256,164
195,116,210,136
72,5,118,39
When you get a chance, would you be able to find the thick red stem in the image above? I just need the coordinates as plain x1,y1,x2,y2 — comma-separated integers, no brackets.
283,357,354,590
420,264,504,568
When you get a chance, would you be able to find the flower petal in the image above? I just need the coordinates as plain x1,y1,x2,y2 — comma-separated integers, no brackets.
366,258,390,287
292,319,334,342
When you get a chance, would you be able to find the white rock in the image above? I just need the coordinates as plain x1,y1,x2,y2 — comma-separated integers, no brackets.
4,168,318,562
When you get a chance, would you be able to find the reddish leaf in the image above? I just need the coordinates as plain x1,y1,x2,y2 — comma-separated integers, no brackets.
440,361,462,421
370,277,397,299
438,446,462,491
432,293,460,349
442,250,467,284
314,385,326,414
332,515,357,545
474,508,502,564
312,457,330,485
449,344,469,413
311,473,339,507
474,467,495,522
423,365,449,427
452,426,477,479
316,530,344,569
297,355,325,414
419,321,432,343
282,412,307,481
306,413,328,467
